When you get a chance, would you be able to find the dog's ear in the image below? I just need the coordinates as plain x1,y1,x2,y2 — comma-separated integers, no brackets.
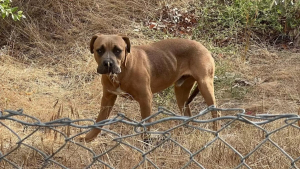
120,36,130,53
118,35,130,67
90,34,102,54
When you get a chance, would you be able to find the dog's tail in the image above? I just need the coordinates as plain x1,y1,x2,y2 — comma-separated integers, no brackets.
185,85,200,106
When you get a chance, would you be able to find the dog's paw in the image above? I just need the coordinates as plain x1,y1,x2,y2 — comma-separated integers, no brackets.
77,135,96,143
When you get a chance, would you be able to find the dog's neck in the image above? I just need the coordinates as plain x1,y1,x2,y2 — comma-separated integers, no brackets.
107,73,120,87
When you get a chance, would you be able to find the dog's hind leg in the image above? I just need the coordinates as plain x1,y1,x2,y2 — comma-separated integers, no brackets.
197,77,221,131
174,76,195,116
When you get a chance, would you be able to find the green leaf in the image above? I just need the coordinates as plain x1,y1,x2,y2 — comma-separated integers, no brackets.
11,6,17,13
2,12,6,18
11,13,16,20
18,10,25,19
277,9,282,14
0,6,4,13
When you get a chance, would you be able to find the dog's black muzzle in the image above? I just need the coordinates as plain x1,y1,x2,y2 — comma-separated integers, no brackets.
97,59,121,74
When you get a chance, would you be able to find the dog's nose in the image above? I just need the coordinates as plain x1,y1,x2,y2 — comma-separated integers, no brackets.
103,60,113,67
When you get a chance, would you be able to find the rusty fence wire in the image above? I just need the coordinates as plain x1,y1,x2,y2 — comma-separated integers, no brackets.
1,106,300,169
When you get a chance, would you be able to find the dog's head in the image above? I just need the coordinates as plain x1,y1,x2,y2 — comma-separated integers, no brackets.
90,34,130,74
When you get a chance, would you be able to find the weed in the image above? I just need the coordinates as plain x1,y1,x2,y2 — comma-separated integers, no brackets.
194,0,300,49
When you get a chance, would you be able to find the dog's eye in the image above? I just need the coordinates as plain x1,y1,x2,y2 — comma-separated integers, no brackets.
97,49,104,54
96,46,105,55
113,47,122,56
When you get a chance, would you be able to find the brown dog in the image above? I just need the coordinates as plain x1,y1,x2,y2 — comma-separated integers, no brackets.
84,34,221,142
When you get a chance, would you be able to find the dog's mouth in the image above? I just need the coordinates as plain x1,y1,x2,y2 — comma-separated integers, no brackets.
97,65,121,74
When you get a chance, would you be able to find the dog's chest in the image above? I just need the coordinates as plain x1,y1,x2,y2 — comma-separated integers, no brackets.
107,86,125,95
107,86,134,100
107,75,133,99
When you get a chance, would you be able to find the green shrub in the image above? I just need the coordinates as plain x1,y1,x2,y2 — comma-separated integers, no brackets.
194,0,300,44
0,0,25,20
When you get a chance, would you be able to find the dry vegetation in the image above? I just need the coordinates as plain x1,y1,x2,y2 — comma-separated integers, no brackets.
0,0,300,169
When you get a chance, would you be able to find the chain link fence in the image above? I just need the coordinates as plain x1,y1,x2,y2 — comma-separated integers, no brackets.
1,106,300,169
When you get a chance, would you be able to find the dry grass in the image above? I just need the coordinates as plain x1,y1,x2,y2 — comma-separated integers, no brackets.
1,0,300,168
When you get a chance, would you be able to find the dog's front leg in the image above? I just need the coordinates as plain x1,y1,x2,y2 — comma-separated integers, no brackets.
136,90,153,141
84,89,117,142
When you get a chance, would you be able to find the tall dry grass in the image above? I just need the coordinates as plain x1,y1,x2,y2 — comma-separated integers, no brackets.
0,0,162,61
0,0,300,168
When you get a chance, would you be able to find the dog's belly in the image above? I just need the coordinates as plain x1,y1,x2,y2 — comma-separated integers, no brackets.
148,56,189,93
150,79,176,93
150,64,189,93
